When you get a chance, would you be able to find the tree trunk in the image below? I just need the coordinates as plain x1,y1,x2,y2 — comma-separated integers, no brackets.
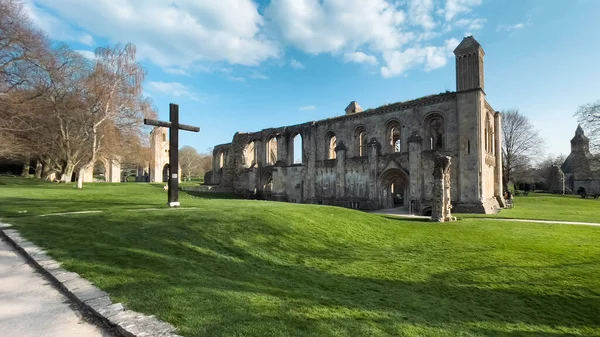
35,160,43,179
60,163,75,183
77,166,86,189
21,158,30,177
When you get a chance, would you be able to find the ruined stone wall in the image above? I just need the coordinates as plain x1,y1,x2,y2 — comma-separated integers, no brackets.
206,91,500,213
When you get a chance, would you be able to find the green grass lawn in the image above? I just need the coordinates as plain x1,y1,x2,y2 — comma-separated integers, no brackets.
0,178,599,337
460,193,600,223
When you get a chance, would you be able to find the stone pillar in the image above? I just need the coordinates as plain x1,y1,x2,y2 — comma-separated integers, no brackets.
108,159,121,183
366,138,380,202
494,111,503,203
335,141,347,198
35,161,43,179
305,124,317,200
550,165,565,194
430,155,456,222
407,131,422,214
277,133,288,165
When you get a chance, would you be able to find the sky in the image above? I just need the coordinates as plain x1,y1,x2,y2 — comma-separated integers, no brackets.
23,0,600,159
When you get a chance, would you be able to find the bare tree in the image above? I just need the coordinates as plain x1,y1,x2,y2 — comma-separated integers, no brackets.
74,43,149,188
574,99,600,152
0,0,51,159
179,146,202,181
501,109,545,188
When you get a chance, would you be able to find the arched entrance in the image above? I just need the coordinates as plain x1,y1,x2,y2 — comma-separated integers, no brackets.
162,164,169,182
93,161,107,182
380,168,409,210
261,170,273,200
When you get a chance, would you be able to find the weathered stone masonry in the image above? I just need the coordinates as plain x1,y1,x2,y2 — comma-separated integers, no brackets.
205,36,504,214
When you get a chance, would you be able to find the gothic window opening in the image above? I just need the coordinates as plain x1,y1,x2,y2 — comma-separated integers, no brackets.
485,115,494,154
426,115,445,150
292,133,303,164
267,136,278,165
218,151,224,169
354,126,366,157
244,141,256,168
327,133,337,159
391,126,401,152
359,131,366,156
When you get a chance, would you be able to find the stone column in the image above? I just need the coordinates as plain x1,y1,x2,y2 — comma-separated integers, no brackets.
305,123,317,200
334,141,347,198
407,131,422,214
430,155,455,222
366,138,381,202
277,132,288,165
494,112,503,200
550,165,565,194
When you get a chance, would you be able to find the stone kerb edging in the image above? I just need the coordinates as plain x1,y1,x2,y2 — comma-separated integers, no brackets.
0,226,181,337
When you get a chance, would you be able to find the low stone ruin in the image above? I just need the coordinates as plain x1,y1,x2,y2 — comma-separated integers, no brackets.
430,155,456,222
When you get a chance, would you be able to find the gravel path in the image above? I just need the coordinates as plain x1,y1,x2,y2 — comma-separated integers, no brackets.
0,237,113,337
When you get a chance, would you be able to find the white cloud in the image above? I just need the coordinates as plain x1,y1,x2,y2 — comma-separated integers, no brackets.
75,50,96,60
299,105,316,111
27,0,279,71
27,0,487,79
442,0,482,22
381,37,459,78
250,71,269,80
408,0,436,31
290,59,304,69
454,18,486,30
163,68,191,76
343,52,378,65
146,81,201,101
226,75,246,82
497,22,531,32
265,0,473,77
23,0,95,45
265,0,408,55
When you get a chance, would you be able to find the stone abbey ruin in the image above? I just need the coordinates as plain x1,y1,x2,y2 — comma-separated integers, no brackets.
204,36,505,215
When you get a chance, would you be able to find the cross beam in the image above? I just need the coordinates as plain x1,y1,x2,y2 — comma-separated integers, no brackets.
144,103,200,207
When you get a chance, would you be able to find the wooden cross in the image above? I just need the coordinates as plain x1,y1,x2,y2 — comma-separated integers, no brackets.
144,103,200,207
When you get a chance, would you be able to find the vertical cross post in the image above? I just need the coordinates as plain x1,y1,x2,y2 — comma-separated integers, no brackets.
143,103,200,207
168,103,180,206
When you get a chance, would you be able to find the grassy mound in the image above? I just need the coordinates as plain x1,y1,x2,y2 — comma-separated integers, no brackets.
0,178,599,336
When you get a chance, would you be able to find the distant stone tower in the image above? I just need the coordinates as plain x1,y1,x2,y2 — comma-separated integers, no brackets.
561,125,599,194
571,124,590,153
454,35,485,92
149,127,170,182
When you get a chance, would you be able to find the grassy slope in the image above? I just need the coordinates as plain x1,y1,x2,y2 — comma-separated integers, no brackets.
461,193,600,223
0,179,599,337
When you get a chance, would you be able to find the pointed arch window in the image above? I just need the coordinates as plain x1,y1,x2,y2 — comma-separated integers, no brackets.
354,126,367,157
327,133,337,159
218,151,224,168
391,126,401,152
266,135,278,165
244,141,256,168
425,115,445,150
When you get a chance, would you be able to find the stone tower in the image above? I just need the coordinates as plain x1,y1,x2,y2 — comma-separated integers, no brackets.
454,35,485,92
454,35,503,212
149,126,169,182
570,124,590,153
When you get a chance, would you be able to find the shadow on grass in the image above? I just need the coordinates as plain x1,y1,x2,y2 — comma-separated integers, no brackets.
13,211,600,337
379,215,430,223
0,197,167,218
180,190,239,200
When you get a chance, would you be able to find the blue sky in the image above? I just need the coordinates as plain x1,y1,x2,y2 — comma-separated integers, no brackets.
24,0,600,158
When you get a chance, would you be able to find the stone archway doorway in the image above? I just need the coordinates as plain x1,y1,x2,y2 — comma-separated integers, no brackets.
261,170,273,200
162,164,169,182
380,168,409,210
